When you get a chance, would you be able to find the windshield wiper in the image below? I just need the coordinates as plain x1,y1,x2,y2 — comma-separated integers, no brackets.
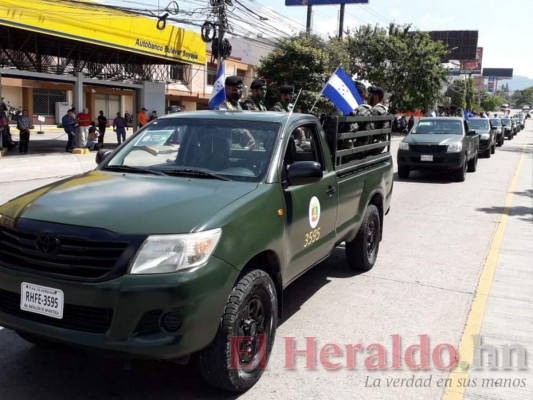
163,168,231,181
104,165,168,176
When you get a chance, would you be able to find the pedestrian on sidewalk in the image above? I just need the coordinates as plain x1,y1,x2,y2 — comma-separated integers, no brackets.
76,108,90,147
97,110,107,147
62,108,77,152
86,127,101,151
16,110,33,154
113,112,128,145
137,108,148,129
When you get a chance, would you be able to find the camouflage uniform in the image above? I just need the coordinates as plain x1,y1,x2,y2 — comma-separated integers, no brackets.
242,97,267,111
352,103,373,147
271,101,293,112
218,99,243,111
370,103,389,155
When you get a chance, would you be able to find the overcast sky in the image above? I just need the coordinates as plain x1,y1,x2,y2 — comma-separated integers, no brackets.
269,0,533,82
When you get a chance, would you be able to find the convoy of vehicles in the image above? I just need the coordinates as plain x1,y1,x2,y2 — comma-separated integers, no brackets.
0,111,393,392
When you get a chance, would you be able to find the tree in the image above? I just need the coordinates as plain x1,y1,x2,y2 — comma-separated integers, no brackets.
479,91,504,112
445,80,466,109
344,23,449,114
257,33,349,113
511,87,533,108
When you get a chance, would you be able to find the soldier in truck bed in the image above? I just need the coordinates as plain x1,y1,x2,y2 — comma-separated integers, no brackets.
271,85,294,112
367,85,389,155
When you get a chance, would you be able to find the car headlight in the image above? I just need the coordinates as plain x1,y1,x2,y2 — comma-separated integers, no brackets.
480,134,490,140
129,228,222,274
447,143,463,152
399,142,410,150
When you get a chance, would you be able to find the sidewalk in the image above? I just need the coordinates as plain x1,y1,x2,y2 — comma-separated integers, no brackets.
0,125,125,157
444,127,533,400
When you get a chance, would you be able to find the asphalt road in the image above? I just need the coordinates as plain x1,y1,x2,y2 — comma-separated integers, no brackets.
0,121,531,400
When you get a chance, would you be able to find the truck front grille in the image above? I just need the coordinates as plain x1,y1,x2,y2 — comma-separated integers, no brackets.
410,144,448,153
0,288,112,333
0,220,144,281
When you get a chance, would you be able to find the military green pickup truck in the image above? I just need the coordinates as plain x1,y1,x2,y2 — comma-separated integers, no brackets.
0,111,393,392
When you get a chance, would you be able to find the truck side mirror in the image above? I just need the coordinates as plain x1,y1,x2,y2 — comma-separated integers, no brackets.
286,161,323,186
466,130,477,136
96,149,113,164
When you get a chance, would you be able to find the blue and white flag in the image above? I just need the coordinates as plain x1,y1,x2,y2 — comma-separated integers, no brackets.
208,62,226,110
322,67,363,115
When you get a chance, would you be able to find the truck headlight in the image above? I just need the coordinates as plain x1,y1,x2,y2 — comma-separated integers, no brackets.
480,134,490,140
447,143,462,152
398,142,410,150
129,228,222,274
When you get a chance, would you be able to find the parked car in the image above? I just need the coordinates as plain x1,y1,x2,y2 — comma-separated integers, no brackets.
501,117,514,140
397,117,479,182
489,117,505,147
469,118,496,158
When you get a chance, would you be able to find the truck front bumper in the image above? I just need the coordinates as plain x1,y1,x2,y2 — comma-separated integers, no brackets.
397,149,465,171
0,259,238,360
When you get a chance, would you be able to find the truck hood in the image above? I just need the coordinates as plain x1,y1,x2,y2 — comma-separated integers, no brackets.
405,134,463,145
1,171,258,234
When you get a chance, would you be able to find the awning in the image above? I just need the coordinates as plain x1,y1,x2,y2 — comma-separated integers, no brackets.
0,0,206,66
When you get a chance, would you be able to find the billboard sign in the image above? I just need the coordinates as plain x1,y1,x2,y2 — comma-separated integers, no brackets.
460,47,483,75
428,30,478,62
482,68,513,78
0,0,206,65
487,76,495,93
286,0,369,5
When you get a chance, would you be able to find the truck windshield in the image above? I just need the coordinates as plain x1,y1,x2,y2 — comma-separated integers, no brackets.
412,119,463,135
468,119,489,130
104,118,281,182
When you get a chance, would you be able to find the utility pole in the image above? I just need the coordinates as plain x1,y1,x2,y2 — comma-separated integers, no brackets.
215,0,227,66
338,3,345,38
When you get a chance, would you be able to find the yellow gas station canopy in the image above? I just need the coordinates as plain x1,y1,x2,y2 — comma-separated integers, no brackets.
0,0,206,65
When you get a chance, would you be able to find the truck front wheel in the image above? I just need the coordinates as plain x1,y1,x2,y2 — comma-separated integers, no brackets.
346,204,380,272
197,270,278,392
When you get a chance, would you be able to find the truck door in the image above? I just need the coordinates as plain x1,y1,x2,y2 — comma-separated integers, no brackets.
282,123,338,282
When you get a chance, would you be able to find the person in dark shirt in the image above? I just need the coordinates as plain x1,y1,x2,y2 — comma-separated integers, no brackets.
113,112,128,144
97,110,107,147
62,108,77,152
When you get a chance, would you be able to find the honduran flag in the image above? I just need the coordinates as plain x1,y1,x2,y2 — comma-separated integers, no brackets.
208,62,226,110
322,67,363,115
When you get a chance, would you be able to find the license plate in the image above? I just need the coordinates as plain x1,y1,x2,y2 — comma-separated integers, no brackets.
20,283,64,319
421,154,433,162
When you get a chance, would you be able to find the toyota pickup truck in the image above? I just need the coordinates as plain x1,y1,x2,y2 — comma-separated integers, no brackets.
0,111,393,392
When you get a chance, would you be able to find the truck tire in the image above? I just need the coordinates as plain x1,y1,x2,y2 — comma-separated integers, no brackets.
197,270,277,392
346,204,380,272
467,153,478,172
398,166,410,179
454,160,467,182
491,143,496,154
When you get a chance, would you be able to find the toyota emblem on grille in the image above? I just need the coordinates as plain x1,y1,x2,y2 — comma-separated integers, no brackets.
35,235,61,255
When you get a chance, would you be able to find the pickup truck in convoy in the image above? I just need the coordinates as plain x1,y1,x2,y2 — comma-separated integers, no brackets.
0,111,393,392
397,117,479,182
